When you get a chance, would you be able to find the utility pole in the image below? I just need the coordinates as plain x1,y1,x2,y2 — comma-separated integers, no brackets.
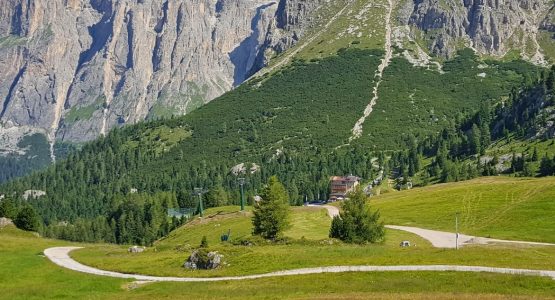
193,188,208,217
455,212,460,250
238,178,246,211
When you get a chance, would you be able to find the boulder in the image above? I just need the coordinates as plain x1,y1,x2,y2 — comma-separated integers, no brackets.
184,249,223,270
128,246,145,253
0,218,13,227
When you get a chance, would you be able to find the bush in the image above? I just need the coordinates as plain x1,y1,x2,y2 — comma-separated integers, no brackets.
0,198,16,219
329,188,385,244
14,205,41,232
200,235,208,248
194,248,211,269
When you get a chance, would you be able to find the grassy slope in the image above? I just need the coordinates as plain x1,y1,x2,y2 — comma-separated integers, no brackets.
72,205,555,279
0,226,126,300
2,222,555,299
373,176,555,242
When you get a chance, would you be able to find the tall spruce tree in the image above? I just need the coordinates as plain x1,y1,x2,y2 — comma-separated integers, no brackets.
252,176,290,240
329,188,384,244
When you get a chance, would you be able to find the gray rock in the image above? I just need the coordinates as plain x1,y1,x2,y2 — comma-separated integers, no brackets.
0,217,13,228
398,0,553,59
128,246,145,253
22,190,46,200
184,249,223,270
0,0,324,152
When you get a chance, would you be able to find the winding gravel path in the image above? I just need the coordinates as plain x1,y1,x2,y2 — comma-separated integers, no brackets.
44,205,555,282
386,225,555,249
44,247,555,282
308,204,340,218
309,205,555,249
349,0,395,141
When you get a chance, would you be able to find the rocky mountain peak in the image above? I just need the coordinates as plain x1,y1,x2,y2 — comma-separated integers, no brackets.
0,0,324,154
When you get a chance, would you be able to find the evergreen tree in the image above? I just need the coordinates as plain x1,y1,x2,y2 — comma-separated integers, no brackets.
522,162,535,177
205,185,228,208
14,205,41,232
329,188,384,244
252,176,290,240
531,147,539,162
469,124,482,155
0,198,16,219
539,154,554,176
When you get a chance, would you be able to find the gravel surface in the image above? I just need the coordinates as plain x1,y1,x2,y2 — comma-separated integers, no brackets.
385,225,555,249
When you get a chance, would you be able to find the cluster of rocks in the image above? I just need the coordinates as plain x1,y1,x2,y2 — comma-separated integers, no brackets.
183,249,224,270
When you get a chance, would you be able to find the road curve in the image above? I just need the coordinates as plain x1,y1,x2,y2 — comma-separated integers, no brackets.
308,206,555,249
44,247,555,282
308,204,340,218
385,225,555,249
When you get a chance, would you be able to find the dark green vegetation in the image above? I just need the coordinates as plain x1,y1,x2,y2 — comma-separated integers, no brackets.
386,65,555,185
252,176,291,240
0,134,52,183
2,226,555,300
359,49,542,149
0,48,551,245
330,188,385,243
13,205,41,232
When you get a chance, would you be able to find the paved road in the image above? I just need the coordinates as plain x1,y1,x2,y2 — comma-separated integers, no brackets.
309,205,555,249
386,225,555,249
308,204,340,218
44,247,555,282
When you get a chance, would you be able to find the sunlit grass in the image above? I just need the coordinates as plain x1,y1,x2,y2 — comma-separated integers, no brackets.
373,177,555,243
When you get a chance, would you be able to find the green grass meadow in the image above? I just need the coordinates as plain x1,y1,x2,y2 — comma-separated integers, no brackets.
2,203,555,299
373,176,555,243
72,204,555,279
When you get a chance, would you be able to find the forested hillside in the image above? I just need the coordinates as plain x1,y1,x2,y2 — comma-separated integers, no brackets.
0,49,552,245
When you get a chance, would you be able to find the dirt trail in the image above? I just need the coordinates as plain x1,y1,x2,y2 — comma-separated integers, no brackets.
350,0,394,141
44,247,555,282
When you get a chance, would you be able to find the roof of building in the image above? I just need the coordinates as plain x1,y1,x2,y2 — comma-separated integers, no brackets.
330,175,360,182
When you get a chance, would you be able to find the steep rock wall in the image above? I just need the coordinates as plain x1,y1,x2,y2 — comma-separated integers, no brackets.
0,0,324,147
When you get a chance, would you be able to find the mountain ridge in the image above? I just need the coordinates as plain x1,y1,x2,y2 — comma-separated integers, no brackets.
0,0,555,183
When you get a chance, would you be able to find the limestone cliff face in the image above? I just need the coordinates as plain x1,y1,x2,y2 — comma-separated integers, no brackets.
1,0,554,153
0,0,323,147
398,0,554,61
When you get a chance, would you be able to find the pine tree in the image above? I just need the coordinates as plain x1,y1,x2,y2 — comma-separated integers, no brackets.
14,205,41,232
469,124,482,155
0,198,16,219
206,185,228,208
539,154,554,176
329,188,384,244
532,147,539,162
252,176,290,240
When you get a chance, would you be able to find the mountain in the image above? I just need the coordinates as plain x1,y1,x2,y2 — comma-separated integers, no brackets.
1,0,554,160
1,0,555,244
0,0,325,158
